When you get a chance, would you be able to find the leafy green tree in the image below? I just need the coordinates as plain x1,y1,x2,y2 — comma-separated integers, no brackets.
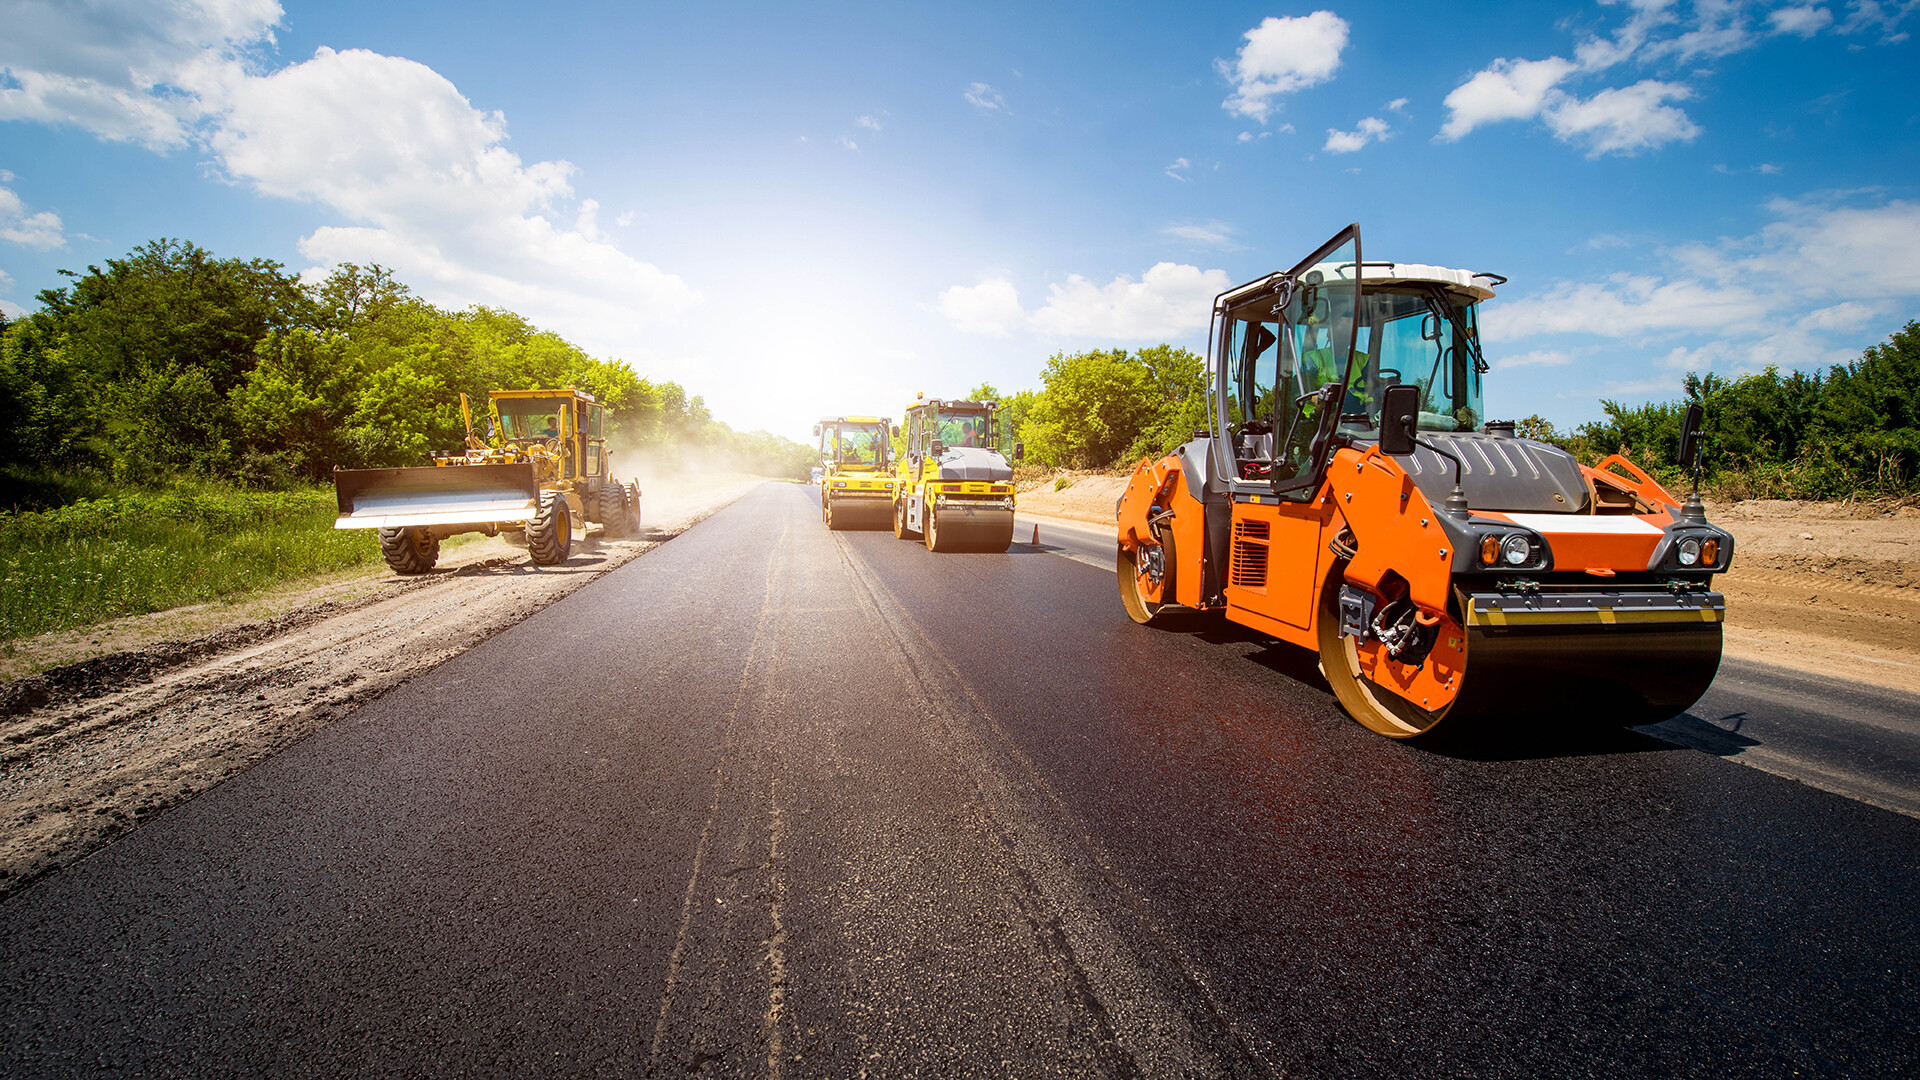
1122,345,1209,463
1810,319,1920,489
1022,348,1153,468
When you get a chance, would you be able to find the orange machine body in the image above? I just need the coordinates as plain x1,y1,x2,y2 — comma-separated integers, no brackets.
1112,222,1732,738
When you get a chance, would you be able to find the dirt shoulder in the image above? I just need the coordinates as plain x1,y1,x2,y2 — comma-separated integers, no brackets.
0,475,769,898
1020,472,1920,696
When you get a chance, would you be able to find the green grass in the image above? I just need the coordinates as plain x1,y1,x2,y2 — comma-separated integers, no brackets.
0,482,379,642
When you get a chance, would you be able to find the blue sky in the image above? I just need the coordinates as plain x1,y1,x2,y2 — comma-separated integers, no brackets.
2,1,1917,441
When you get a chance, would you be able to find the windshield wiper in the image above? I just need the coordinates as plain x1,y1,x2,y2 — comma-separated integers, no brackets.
1419,286,1487,374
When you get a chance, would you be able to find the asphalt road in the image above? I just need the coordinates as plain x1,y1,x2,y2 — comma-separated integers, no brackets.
2,482,1916,1078
1020,512,1920,821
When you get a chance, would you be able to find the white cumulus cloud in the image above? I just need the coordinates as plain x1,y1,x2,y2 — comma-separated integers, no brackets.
0,0,280,148
1486,196,1920,377
940,263,1230,341
1218,11,1349,123
1437,57,1578,142
1770,5,1836,36
963,82,1005,111
1438,56,1697,156
0,180,65,248
937,279,1025,337
0,8,700,355
1324,116,1390,154
1542,80,1700,156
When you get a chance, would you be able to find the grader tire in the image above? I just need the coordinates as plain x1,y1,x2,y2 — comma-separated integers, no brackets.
598,486,628,537
527,491,572,566
378,526,440,574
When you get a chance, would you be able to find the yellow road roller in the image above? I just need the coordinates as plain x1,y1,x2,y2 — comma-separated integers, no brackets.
815,415,897,530
891,395,1024,552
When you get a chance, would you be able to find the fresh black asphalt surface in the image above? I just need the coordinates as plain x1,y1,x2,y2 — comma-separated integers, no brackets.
2,482,1916,1077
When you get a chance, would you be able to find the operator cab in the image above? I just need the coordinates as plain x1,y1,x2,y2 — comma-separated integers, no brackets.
814,416,891,472
1214,228,1502,501
490,390,606,480
902,399,1022,462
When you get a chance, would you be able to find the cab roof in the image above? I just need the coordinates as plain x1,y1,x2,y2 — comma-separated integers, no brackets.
1220,261,1503,311
491,387,599,404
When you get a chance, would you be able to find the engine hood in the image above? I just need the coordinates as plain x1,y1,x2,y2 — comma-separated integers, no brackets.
1391,432,1590,514
934,446,1013,482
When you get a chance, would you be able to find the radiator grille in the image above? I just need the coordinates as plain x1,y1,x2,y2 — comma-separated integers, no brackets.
1231,518,1270,590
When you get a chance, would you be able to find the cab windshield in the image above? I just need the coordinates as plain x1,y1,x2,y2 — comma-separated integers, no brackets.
1347,289,1484,433
822,423,887,468
496,397,568,440
933,408,1003,453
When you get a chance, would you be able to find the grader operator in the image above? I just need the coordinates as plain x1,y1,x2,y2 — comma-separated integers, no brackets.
891,395,1023,552
334,388,641,573
814,415,896,530
1115,224,1733,739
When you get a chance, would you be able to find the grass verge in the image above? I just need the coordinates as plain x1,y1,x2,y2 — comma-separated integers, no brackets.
0,483,379,643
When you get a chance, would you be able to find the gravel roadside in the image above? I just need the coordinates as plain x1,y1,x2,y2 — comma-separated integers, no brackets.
0,476,769,897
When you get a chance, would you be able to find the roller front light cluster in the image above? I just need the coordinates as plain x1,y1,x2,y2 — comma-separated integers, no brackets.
1477,531,1545,569
1663,532,1724,570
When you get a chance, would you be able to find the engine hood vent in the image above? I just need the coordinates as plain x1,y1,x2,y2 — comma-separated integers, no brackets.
1392,432,1590,514
935,447,1013,482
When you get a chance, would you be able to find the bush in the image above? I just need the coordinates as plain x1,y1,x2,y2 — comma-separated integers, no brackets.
0,481,376,641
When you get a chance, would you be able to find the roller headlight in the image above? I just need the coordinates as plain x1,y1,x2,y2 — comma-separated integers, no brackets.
1677,537,1701,566
1479,535,1501,565
1701,538,1719,565
1500,534,1533,566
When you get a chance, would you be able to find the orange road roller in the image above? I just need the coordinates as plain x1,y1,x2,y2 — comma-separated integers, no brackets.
1115,224,1732,739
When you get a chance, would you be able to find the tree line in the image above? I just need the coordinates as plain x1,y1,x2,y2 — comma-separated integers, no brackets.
1000,321,1919,499
0,239,814,509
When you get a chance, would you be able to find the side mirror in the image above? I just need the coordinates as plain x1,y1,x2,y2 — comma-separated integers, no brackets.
1677,402,1703,472
1379,384,1421,456
890,425,900,439
1014,441,1025,461
812,424,821,437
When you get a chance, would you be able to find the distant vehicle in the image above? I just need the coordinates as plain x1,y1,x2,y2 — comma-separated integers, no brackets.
1114,223,1732,739
809,466,823,485
814,415,895,530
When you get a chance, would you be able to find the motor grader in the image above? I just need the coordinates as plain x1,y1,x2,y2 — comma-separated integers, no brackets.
1115,224,1733,739
814,415,897,530
891,395,1024,552
333,388,642,573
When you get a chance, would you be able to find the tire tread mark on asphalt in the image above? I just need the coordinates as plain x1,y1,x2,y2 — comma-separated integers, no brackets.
646,523,787,1075
828,528,1271,1079
762,762,789,1080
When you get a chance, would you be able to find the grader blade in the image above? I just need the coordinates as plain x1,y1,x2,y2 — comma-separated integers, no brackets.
333,463,540,530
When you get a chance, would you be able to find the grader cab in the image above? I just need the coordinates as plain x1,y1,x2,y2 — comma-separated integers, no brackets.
333,388,642,573
1114,224,1732,738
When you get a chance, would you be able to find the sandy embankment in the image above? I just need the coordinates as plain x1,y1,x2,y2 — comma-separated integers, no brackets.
1018,472,1920,696
0,473,767,895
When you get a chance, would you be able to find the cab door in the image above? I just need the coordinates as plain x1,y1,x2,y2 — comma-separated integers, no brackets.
1218,225,1361,639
